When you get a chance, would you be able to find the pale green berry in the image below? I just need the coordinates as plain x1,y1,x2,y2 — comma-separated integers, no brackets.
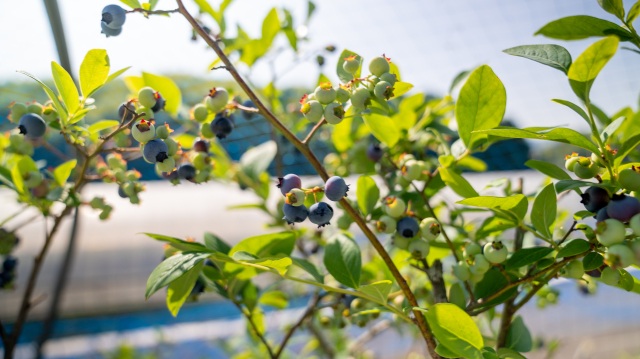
114,170,127,183
483,241,508,264
379,72,397,86
420,217,441,241
192,152,210,171
156,157,176,173
605,244,635,268
373,80,393,100
464,242,482,259
336,86,351,103
137,106,154,122
619,168,640,193
27,102,43,115
351,88,371,110
472,254,491,274
600,266,620,286
131,119,156,144
408,239,430,259
383,196,406,218
205,87,229,113
301,100,323,123
201,122,215,139
392,234,410,250
192,103,209,122
591,152,606,167
563,260,584,279
324,103,345,125
376,215,397,234
401,159,421,181
164,137,179,156
595,219,626,246
155,123,171,139
9,103,28,122
564,153,580,172
24,171,43,188
630,213,640,237
315,83,337,104
285,188,306,207
343,56,360,74
138,87,157,109
106,153,126,171
369,56,390,77
573,157,599,179
452,261,471,281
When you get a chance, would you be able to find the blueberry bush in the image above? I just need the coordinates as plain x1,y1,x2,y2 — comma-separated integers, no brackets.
2,1,640,358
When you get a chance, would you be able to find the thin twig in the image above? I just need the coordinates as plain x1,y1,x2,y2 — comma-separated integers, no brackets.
557,220,577,246
307,322,335,358
348,319,393,355
175,2,439,357
232,301,275,358
274,293,322,358
302,119,326,145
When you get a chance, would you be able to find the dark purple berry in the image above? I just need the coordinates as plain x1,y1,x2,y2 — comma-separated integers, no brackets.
18,113,46,139
596,207,610,222
102,4,126,29
324,176,349,201
118,102,136,122
118,186,127,198
580,187,610,213
178,163,197,182
3,256,17,272
143,139,169,163
193,138,209,153
607,194,640,222
151,92,166,112
277,174,302,196
191,278,206,295
283,203,309,224
210,114,233,139
308,202,334,228
396,217,420,238
366,143,383,162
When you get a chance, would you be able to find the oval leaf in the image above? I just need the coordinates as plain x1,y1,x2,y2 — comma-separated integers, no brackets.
455,65,506,148
51,62,80,114
79,49,110,98
425,303,484,359
53,159,77,186
356,175,380,216
568,36,619,100
166,261,204,317
503,44,572,74
531,184,557,239
556,239,590,258
362,113,400,147
323,233,361,288
535,15,632,41
146,252,210,299
440,167,479,198
525,160,571,180
505,247,554,270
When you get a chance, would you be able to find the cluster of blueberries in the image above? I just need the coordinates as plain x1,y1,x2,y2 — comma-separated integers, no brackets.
0,256,18,288
278,174,349,227
101,5,127,37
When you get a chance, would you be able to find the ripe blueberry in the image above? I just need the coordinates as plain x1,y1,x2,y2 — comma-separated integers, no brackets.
142,139,169,163
177,163,197,182
283,203,309,224
580,186,610,213
118,102,136,122
3,256,18,272
151,92,166,112
596,207,610,222
606,194,640,222
193,138,209,153
324,176,349,201
369,56,390,77
101,4,126,29
277,174,302,196
309,202,334,227
18,113,46,139
210,114,233,139
396,217,419,238
242,100,257,120
483,241,508,264
366,143,383,162
205,87,229,113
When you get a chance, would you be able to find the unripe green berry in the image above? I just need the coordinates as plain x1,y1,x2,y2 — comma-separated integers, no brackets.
155,157,176,173
301,100,323,123
483,241,508,264
369,56,390,77
420,217,441,241
452,261,471,281
573,157,599,179
192,103,209,122
392,234,410,250
27,102,43,115
379,72,397,86
285,188,306,207
315,83,337,104
343,56,360,74
138,87,157,109
155,123,171,139
336,86,351,103
472,254,491,274
164,137,179,156
131,119,156,144
137,106,154,122
351,88,371,110
373,81,393,100
382,196,406,218
562,260,584,279
201,122,215,139
564,153,580,172
600,266,620,286
619,168,640,192
630,213,640,237
192,152,210,171
408,239,430,259
605,244,635,268
205,87,229,113
9,103,28,122
106,153,126,171
376,215,397,234
324,103,345,125
463,242,482,259
595,219,626,246
401,159,421,181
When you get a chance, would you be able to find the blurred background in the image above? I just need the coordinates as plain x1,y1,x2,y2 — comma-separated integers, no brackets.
1,0,640,358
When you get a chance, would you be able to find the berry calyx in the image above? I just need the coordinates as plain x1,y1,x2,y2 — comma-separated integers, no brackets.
324,176,349,201
308,202,334,227
277,174,302,196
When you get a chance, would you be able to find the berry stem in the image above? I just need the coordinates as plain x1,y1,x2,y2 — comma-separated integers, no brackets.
176,2,439,356
302,118,327,145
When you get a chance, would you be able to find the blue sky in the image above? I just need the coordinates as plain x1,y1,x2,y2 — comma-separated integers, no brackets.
1,0,639,132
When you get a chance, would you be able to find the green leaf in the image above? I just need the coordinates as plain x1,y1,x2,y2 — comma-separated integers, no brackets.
336,49,362,83
440,167,479,198
324,233,361,288
358,280,392,303
582,252,604,271
0,165,15,190
525,160,571,180
291,257,324,283
503,44,572,74
506,316,532,352
556,239,590,258
259,290,288,309
362,113,400,147
619,268,635,291
141,72,182,116
615,133,640,165
143,233,209,252
449,70,470,93
204,232,231,254
535,15,632,41
531,184,557,239
476,127,599,153
166,260,203,317
392,82,413,98
105,66,131,85
425,303,484,359
18,71,68,123
601,116,625,143
239,141,277,180
568,36,619,101
231,231,295,258
436,344,460,358
555,179,597,193
88,120,119,134
628,1,640,23
79,49,110,98
497,348,527,359
598,0,625,20
146,252,210,299
242,255,292,277
51,62,80,114
119,0,141,8
449,282,467,310
552,99,590,124
356,176,379,216
455,65,506,148
261,8,280,48
53,159,77,186
474,268,518,307
505,247,554,270
458,195,528,222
